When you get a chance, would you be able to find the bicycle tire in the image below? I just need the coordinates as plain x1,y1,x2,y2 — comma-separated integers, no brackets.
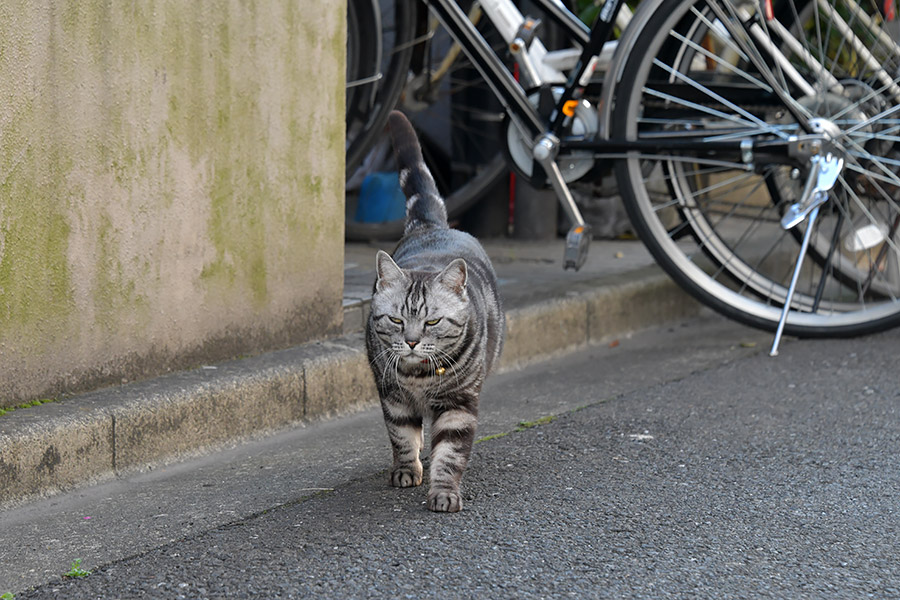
345,0,510,241
345,0,417,177
611,0,900,337
346,0,381,162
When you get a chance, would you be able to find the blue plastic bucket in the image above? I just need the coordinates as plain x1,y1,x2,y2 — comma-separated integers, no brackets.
355,172,406,223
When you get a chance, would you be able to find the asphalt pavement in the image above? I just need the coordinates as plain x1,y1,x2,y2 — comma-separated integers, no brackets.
7,314,900,598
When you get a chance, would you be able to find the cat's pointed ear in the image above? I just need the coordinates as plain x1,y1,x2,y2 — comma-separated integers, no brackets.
438,258,467,297
375,250,406,292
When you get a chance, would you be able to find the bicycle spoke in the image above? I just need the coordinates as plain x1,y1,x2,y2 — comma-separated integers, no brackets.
834,141,900,217
842,0,900,58
683,170,760,204
815,0,900,103
652,58,794,139
702,125,800,142
827,74,900,121
711,0,815,121
811,210,844,311
762,11,843,93
688,4,751,62
843,102,900,138
668,29,774,92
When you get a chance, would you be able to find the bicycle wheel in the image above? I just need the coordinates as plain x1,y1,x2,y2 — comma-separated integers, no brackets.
345,0,509,241
612,0,900,337
346,0,416,177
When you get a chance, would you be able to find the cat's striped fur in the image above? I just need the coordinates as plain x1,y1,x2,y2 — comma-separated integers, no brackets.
365,111,505,513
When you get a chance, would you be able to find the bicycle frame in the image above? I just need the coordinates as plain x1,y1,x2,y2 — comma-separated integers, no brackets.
424,0,618,145
423,0,804,163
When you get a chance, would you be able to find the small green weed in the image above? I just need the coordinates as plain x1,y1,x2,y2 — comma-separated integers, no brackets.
2,591,16,599
516,415,556,431
64,558,91,579
0,398,57,418
474,432,510,444
475,416,559,443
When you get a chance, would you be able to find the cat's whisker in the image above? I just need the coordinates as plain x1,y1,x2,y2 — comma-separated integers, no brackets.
431,356,446,386
372,347,394,367
372,345,392,358
434,348,462,385
393,355,406,392
379,352,395,389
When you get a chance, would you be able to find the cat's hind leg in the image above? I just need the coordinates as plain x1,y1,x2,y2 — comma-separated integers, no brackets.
381,394,424,488
428,406,478,512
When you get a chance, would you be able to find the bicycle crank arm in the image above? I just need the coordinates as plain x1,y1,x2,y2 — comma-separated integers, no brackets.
532,133,592,271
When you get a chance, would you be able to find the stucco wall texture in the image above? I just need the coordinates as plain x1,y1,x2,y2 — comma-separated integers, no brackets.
0,1,346,406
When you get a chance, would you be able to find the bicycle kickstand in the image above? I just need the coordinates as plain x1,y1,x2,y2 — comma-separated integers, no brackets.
532,133,592,271
770,152,844,356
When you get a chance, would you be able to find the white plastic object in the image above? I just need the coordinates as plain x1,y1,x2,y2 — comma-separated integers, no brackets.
844,222,889,252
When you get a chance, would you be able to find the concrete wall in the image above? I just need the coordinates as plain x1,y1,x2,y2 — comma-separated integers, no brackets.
0,1,346,407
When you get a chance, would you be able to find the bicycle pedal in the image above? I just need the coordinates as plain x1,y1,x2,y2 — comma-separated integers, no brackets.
564,224,592,271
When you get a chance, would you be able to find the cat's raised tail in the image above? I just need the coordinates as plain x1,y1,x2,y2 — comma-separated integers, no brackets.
388,110,448,233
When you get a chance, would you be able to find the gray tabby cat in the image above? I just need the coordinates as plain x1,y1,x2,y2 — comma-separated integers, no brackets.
365,111,505,513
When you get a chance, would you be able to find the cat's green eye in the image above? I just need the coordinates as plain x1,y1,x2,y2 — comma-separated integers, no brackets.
424,318,442,326
389,317,403,325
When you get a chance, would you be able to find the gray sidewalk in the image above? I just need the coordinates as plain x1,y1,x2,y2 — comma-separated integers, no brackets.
0,237,702,510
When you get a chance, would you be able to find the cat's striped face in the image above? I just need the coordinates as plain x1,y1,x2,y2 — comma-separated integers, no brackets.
371,251,468,366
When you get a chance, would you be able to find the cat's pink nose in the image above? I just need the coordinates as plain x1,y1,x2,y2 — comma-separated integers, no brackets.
406,340,418,349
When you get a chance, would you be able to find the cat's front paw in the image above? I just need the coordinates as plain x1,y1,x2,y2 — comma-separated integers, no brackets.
391,462,423,488
428,490,463,513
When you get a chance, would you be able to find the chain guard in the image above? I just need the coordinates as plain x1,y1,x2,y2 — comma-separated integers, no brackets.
503,86,598,187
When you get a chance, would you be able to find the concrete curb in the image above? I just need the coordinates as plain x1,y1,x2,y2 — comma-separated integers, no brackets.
0,265,700,509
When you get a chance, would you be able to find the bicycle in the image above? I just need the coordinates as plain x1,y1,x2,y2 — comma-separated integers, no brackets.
346,0,900,354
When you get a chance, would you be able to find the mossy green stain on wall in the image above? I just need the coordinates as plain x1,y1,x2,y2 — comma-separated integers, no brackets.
163,3,207,163
0,0,345,405
92,213,149,333
191,5,270,307
281,0,346,245
184,0,345,310
202,162,270,307
0,137,74,333
0,205,73,330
